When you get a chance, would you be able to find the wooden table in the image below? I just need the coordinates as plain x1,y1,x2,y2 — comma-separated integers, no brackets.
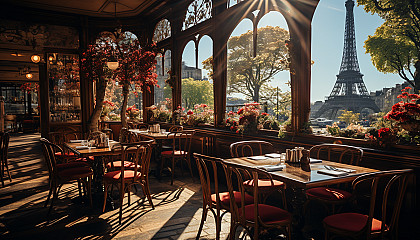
224,155,380,237
223,156,379,189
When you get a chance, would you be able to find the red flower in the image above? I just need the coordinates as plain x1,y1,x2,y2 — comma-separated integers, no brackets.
237,108,244,115
261,112,269,116
378,128,390,139
187,110,194,115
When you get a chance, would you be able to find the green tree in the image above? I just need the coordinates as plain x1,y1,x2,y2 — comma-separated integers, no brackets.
338,110,360,125
181,78,214,110
226,26,289,102
358,0,420,92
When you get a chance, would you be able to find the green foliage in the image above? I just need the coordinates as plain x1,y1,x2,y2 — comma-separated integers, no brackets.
226,26,290,102
338,110,360,124
358,0,420,88
181,78,214,110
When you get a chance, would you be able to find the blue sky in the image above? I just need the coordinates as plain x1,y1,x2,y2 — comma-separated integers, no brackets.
181,0,404,102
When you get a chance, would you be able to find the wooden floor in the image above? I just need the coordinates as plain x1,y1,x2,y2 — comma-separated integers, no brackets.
0,133,231,240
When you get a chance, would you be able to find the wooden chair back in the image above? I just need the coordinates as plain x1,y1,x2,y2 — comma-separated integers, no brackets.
223,161,271,224
167,130,195,157
309,143,363,165
352,169,413,239
169,125,183,132
230,140,274,157
40,138,60,180
120,140,154,185
193,153,225,209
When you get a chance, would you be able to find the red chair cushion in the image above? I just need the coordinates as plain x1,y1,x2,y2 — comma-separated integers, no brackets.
211,191,254,206
104,170,141,181
323,213,384,233
106,161,140,169
306,187,352,201
58,167,93,180
57,162,89,171
243,179,285,190
161,150,187,156
243,204,291,224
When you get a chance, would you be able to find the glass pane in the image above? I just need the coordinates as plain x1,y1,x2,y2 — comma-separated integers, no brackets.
154,50,172,122
153,19,171,42
48,53,81,123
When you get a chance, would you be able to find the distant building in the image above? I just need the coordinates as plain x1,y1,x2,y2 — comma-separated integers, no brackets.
370,82,413,113
310,101,324,118
181,61,202,80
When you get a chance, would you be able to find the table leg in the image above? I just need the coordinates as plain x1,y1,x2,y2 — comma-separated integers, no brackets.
92,156,105,193
289,187,308,239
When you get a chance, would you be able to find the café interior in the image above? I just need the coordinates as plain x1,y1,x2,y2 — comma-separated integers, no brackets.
0,0,418,239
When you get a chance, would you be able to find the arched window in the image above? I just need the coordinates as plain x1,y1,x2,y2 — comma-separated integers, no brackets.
182,0,212,31
152,19,171,42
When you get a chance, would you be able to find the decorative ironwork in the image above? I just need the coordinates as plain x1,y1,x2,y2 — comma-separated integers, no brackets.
182,0,212,31
153,19,171,42
0,20,79,49
314,0,380,119
227,0,246,8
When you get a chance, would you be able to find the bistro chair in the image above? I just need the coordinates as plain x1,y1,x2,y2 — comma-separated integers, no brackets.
223,161,292,240
40,138,93,215
49,127,83,163
1,131,11,187
305,144,363,214
136,123,149,131
102,140,155,224
230,140,286,206
323,169,413,240
193,153,254,240
106,132,149,170
160,130,195,185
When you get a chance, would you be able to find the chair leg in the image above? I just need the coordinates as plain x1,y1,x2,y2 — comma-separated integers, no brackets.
0,162,4,187
185,157,194,181
281,188,287,211
128,185,131,206
196,206,208,240
103,182,109,212
160,157,165,178
77,179,82,198
119,184,125,224
171,157,175,185
4,159,11,182
48,184,62,216
88,176,92,207
215,209,222,240
142,180,154,209
44,180,54,207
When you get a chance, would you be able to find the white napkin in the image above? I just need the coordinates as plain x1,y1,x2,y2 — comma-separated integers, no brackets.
258,165,284,172
310,158,322,163
317,169,349,177
75,146,96,150
247,156,269,160
75,146,89,149
265,153,282,158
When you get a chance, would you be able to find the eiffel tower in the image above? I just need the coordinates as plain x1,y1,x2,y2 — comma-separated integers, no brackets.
313,0,380,119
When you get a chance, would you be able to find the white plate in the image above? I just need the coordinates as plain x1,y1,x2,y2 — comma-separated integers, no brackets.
265,153,281,158
247,156,269,160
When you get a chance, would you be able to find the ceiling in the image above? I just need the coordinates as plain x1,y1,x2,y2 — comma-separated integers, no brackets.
2,0,166,18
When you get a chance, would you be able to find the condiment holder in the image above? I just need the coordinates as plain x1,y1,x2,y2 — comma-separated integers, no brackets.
149,124,161,133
